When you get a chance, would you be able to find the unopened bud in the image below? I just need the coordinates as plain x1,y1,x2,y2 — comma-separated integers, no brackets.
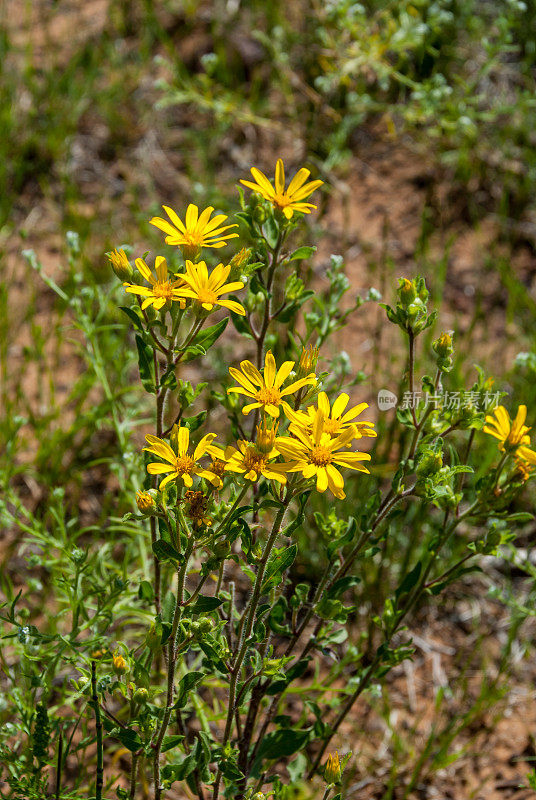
112,652,128,675
324,751,341,784
108,248,133,281
433,331,453,357
136,490,156,515
297,344,319,379
133,687,149,704
255,418,278,454
398,278,417,306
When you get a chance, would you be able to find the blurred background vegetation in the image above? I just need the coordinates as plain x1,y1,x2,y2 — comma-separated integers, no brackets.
2,0,536,798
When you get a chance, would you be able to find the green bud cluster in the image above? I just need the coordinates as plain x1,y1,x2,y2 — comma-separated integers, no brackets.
382,276,437,334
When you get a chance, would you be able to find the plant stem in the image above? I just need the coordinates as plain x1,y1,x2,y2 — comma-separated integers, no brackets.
90,661,103,800
153,538,195,800
213,498,290,800
55,730,63,800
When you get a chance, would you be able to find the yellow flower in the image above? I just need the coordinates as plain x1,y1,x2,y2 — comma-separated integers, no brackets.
144,425,221,490
515,445,536,481
240,158,324,220
276,409,371,499
208,439,292,484
324,751,341,784
228,350,316,418
284,392,377,439
175,260,246,316
123,256,185,311
149,204,239,259
483,405,531,452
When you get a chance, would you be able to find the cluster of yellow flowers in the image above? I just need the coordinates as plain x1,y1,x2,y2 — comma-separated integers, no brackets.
143,349,376,501
110,159,323,320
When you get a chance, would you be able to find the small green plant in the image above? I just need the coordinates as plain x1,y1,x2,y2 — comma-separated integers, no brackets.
2,160,535,800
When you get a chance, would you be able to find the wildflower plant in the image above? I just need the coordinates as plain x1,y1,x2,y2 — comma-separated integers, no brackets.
1,159,535,800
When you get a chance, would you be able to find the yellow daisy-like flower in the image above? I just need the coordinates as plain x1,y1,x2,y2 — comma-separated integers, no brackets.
284,392,377,440
515,445,536,481
275,409,371,499
483,405,531,452
123,256,186,311
149,204,239,259
240,158,324,220
228,350,316,418
144,425,220,490
208,440,292,485
175,260,246,316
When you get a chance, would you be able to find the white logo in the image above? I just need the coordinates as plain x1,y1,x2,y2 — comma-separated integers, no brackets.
378,389,398,411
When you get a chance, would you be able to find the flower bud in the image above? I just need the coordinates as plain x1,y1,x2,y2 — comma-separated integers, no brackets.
133,687,149,704
197,617,213,635
112,652,128,675
433,331,453,359
416,451,443,478
136,490,156,515
255,418,278,454
324,751,341,784
296,344,319,380
108,248,133,281
398,278,417,306
228,247,252,281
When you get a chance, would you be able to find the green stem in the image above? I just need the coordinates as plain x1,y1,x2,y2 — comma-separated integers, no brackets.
90,661,103,800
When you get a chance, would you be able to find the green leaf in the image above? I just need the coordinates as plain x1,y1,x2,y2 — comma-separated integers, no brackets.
174,671,204,709
327,575,361,599
161,753,197,782
195,317,228,350
152,540,181,564
138,581,154,601
396,561,422,600
119,306,144,331
263,216,279,249
135,334,156,393
254,727,310,762
266,658,310,695
262,544,297,593
160,366,177,390
181,344,206,363
115,727,142,752
161,735,184,752
190,595,223,614
199,641,227,673
287,246,316,261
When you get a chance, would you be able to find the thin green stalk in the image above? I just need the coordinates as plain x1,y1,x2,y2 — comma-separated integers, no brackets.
90,661,103,800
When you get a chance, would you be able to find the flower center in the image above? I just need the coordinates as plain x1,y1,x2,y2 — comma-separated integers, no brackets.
310,445,332,467
323,418,340,435
243,446,267,476
153,281,174,300
196,288,218,305
174,455,196,475
256,386,281,406
273,193,291,208
185,230,203,246
210,458,226,478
